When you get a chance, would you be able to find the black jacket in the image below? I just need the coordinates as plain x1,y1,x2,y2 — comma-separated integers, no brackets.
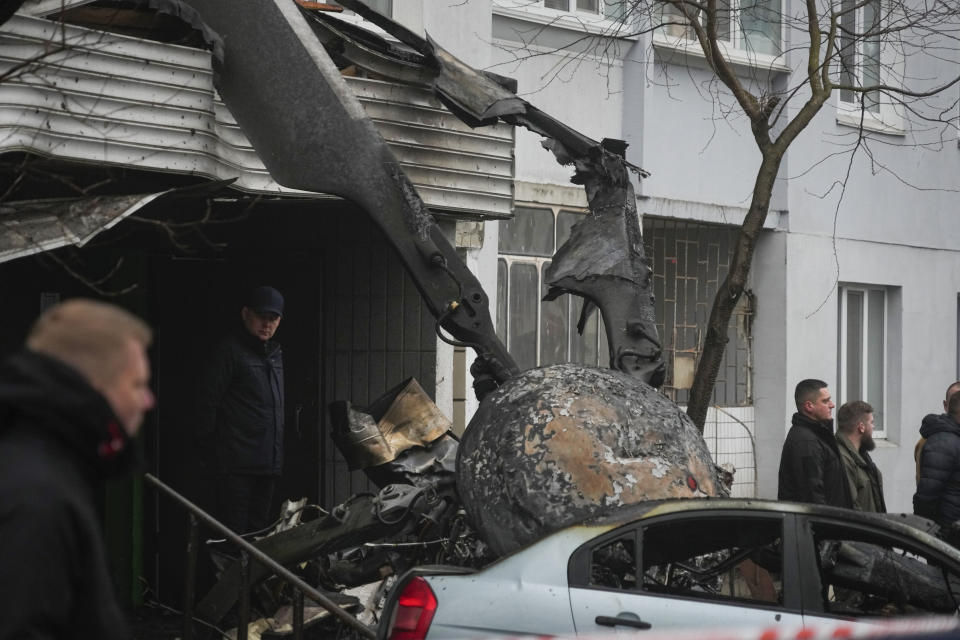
0,350,135,640
196,327,284,475
914,413,960,526
778,412,854,508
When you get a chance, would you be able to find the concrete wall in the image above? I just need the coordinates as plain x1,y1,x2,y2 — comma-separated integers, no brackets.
491,13,627,187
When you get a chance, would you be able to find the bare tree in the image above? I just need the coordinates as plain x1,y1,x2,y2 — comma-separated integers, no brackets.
495,0,960,430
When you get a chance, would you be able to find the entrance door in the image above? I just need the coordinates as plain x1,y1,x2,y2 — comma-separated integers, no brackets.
148,249,322,599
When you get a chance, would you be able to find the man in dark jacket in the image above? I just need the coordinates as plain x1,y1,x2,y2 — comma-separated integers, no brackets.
835,400,886,512
915,381,960,483
197,286,285,535
778,379,853,508
914,390,960,531
0,299,155,640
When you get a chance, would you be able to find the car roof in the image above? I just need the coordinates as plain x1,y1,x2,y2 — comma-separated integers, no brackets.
465,497,960,577
582,497,925,527
565,497,950,551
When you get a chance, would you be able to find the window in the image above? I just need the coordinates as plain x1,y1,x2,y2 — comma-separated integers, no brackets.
656,0,783,59
811,520,960,616
495,0,629,24
590,534,637,590
643,217,753,407
838,285,887,434
546,0,598,12
838,0,881,114
641,516,784,605
834,0,906,132
498,206,609,371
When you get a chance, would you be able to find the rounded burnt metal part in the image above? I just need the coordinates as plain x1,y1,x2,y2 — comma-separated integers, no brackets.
456,364,719,556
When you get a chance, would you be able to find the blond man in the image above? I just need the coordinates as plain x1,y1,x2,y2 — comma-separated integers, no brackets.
0,299,154,640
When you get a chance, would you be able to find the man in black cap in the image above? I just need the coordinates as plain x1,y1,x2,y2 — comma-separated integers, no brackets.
196,286,285,535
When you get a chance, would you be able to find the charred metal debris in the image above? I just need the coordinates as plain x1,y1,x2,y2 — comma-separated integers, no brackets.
195,378,494,636
146,0,717,635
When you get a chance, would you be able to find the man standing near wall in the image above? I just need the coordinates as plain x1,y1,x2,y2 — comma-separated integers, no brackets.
914,390,960,535
778,379,853,508
915,381,960,482
0,299,155,639
197,286,286,535
835,401,886,512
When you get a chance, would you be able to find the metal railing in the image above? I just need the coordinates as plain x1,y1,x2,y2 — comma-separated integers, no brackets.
144,473,376,640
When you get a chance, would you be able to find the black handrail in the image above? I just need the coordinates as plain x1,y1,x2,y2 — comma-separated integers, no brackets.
143,473,377,639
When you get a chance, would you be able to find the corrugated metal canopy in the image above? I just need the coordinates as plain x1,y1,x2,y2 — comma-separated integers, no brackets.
0,12,514,219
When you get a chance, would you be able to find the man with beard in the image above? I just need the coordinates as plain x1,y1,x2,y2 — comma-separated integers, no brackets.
835,401,886,512
914,390,960,534
778,379,853,508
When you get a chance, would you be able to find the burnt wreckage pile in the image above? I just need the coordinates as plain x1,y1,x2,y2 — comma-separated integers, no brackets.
159,0,721,633
146,0,957,636
194,378,489,634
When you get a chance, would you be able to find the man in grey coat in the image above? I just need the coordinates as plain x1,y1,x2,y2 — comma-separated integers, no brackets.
835,400,885,512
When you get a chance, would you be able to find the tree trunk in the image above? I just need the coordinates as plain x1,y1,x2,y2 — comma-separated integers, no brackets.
686,151,783,431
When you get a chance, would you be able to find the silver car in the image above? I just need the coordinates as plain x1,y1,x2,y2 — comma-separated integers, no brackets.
378,499,960,639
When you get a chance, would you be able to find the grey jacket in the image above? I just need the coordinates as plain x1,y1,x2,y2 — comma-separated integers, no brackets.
836,433,886,513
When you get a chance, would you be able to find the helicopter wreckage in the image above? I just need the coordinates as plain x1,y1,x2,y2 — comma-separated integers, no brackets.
107,0,947,636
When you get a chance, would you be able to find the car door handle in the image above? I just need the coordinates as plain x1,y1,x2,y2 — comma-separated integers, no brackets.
595,615,652,630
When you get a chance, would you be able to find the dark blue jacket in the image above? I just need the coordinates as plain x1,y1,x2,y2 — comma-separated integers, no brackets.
914,413,960,526
0,350,134,640
196,328,284,475
778,412,853,508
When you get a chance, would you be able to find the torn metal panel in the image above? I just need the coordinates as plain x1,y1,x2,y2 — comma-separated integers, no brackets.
543,142,665,386
330,377,459,490
0,179,232,263
456,364,720,556
329,378,452,471
0,193,164,263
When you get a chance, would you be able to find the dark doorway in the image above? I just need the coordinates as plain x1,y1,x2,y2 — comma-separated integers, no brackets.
0,195,439,608
146,217,324,601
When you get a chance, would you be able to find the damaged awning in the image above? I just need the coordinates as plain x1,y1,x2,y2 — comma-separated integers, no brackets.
0,179,232,263
0,12,514,218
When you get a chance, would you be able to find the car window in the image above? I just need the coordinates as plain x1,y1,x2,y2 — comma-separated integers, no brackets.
639,516,784,606
811,521,960,617
589,534,637,589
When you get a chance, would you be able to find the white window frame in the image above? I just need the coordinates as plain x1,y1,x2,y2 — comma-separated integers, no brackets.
493,0,633,37
838,284,888,437
834,0,906,134
497,206,609,370
652,0,788,71
499,254,548,364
